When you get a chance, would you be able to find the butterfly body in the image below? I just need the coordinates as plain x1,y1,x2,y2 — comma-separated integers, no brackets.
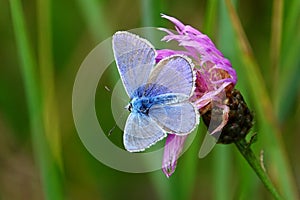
128,96,153,115
112,31,199,152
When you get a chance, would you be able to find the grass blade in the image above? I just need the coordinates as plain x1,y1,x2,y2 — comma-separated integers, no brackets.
141,0,166,27
9,0,64,199
276,0,300,121
224,0,299,198
37,0,63,169
270,0,284,98
204,0,218,36
76,0,110,42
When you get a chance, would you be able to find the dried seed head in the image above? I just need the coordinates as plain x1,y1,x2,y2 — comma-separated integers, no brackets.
201,89,254,144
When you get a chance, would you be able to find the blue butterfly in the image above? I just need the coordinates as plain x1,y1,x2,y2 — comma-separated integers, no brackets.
112,31,199,152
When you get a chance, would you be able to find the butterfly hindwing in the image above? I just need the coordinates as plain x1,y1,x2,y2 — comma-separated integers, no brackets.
146,55,195,97
148,96,199,134
124,112,166,152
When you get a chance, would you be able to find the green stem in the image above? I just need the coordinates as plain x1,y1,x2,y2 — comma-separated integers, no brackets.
235,139,282,200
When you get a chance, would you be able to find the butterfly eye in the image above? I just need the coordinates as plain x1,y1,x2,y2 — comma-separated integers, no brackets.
128,103,132,112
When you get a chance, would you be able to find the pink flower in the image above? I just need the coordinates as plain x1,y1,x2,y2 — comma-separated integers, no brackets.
158,14,237,177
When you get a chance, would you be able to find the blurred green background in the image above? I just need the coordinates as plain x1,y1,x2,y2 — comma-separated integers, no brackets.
1,0,299,199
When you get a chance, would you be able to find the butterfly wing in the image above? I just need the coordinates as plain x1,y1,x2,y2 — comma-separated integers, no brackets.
145,55,199,134
112,31,156,98
149,98,199,134
124,112,166,152
145,55,195,97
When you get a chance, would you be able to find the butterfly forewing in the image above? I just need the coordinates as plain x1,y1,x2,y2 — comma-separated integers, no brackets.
112,31,157,98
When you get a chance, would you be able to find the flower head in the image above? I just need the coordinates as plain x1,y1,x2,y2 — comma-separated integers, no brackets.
158,14,237,177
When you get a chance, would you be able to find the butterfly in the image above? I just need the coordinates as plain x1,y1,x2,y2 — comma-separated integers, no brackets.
112,31,199,152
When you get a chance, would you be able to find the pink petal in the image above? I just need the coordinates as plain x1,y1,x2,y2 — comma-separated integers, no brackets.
159,14,237,89
162,134,188,178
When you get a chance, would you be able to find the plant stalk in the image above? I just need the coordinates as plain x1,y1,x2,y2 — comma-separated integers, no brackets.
235,139,282,200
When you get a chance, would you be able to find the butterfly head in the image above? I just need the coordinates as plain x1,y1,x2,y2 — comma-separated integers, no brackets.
125,103,132,112
127,97,153,115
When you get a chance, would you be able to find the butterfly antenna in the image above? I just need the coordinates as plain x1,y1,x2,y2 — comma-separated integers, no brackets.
107,107,129,136
104,85,128,104
102,85,129,135
108,125,116,136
